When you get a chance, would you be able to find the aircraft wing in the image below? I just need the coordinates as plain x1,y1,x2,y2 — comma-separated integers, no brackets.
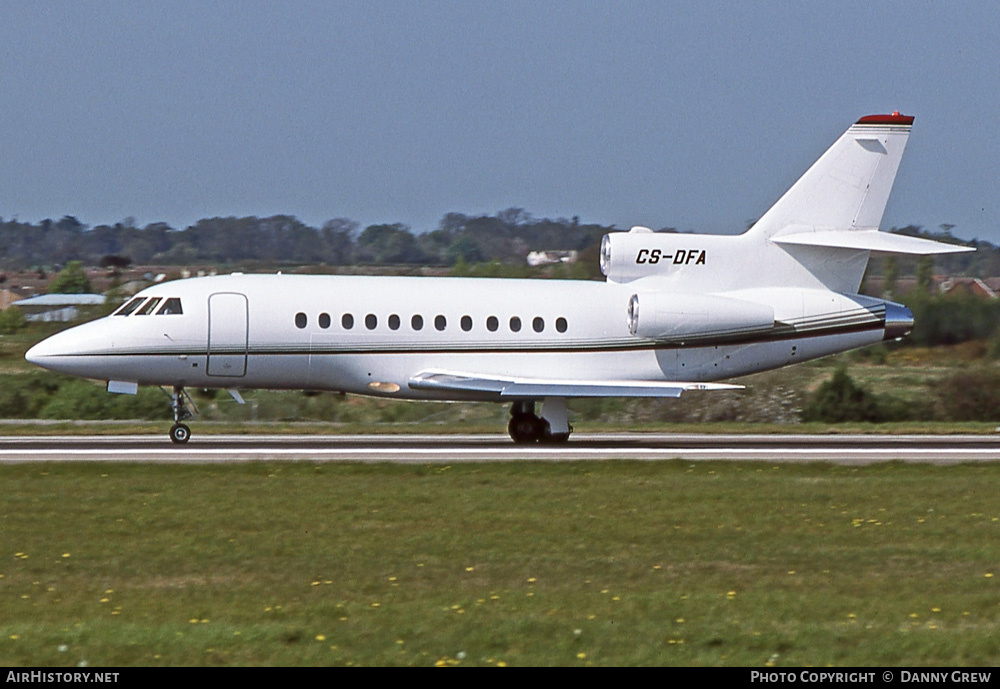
408,370,742,398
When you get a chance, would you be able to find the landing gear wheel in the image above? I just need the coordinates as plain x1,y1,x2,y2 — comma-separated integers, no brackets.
169,423,191,444
508,414,544,444
166,385,197,444
541,431,570,444
507,399,573,444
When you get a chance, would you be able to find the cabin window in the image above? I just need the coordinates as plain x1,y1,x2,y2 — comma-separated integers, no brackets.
435,315,447,331
114,297,146,316
136,297,162,316
533,317,544,333
156,298,183,315
295,312,307,329
486,316,499,332
319,313,331,329
342,313,354,329
509,316,521,332
365,314,377,330
556,317,568,333
411,314,423,331
388,314,400,330
461,315,472,331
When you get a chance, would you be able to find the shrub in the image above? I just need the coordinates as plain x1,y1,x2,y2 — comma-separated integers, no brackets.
39,380,167,420
800,367,891,423
0,308,27,335
907,292,1000,347
0,373,62,417
934,368,1000,422
988,328,1000,360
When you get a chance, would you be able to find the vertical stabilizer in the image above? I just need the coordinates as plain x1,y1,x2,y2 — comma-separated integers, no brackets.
747,113,913,241
602,113,968,294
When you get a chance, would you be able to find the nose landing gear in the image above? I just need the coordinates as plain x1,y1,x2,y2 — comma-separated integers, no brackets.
169,422,191,444
167,386,197,444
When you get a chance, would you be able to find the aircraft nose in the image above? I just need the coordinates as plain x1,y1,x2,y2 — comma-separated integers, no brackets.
24,328,86,373
25,333,65,369
24,342,41,366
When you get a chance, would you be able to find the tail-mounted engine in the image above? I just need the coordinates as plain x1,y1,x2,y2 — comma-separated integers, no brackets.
600,228,719,284
626,292,775,343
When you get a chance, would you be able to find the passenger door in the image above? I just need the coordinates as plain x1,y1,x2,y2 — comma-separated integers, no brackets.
207,292,248,377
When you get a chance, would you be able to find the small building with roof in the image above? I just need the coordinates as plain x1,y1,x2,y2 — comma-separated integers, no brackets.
12,294,107,322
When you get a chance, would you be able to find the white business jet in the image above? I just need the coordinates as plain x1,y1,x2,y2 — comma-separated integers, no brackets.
26,113,971,443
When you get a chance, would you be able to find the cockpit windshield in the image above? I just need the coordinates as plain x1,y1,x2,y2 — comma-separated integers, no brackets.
135,297,162,315
114,297,147,316
157,298,183,315
113,296,183,316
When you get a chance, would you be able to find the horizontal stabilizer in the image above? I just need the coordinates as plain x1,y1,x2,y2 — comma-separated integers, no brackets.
773,229,974,256
409,370,742,399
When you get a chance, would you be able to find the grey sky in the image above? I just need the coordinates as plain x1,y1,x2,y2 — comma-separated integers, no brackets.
2,1,998,242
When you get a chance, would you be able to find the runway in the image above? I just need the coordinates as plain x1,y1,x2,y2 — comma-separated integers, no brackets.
1,433,999,464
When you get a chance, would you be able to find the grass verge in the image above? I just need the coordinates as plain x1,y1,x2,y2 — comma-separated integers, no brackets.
1,460,999,666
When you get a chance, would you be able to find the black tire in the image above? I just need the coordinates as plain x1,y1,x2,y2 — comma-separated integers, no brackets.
541,432,570,444
508,414,542,444
169,423,191,444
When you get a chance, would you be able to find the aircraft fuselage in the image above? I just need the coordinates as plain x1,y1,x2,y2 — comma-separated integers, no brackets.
27,273,894,402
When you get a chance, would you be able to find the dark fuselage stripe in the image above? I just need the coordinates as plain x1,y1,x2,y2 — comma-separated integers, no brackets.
57,320,885,358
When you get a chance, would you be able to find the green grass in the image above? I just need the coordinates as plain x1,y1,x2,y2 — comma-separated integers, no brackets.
1,461,999,666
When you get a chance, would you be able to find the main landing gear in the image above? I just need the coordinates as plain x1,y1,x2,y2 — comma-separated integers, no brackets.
167,385,197,444
507,399,572,444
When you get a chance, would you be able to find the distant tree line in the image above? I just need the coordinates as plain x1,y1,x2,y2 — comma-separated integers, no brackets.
3,213,998,286
0,210,615,270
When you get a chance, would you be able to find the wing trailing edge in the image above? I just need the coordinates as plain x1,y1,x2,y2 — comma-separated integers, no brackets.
408,370,742,399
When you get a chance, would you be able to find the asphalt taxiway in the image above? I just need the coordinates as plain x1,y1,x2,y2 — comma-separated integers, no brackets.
1,433,999,464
